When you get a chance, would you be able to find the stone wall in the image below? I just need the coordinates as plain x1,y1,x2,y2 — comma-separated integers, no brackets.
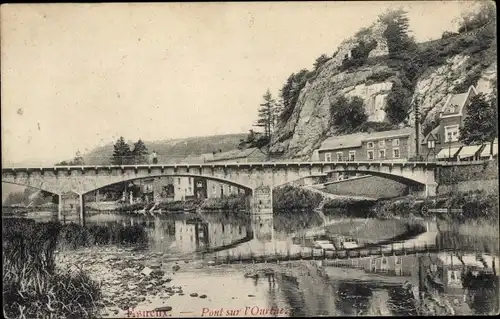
323,175,408,199
437,160,498,195
437,160,498,185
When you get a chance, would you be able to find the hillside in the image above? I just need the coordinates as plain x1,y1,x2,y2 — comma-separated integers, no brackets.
82,133,247,165
270,9,497,159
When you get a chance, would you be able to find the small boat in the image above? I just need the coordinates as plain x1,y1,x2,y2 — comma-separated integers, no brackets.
183,207,196,213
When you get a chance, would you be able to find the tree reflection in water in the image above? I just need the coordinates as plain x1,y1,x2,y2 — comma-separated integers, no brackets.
462,269,499,315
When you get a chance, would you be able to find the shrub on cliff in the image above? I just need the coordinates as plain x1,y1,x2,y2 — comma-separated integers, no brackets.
330,96,368,132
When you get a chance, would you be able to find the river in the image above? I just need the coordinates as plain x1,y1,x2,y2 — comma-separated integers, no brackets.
7,209,500,317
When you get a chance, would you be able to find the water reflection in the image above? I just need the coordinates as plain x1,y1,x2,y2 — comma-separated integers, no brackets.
8,208,500,316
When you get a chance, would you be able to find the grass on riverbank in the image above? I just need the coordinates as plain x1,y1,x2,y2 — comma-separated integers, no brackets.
373,190,499,222
2,218,103,318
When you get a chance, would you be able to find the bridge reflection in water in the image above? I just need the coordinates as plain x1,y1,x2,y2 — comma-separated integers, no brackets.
13,207,500,316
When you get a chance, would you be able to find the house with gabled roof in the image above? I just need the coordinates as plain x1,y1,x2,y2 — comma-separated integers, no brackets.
424,85,496,161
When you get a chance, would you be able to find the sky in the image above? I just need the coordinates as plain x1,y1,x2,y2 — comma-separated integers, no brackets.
1,1,477,166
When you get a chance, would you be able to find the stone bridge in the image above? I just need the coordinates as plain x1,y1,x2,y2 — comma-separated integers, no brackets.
2,161,439,222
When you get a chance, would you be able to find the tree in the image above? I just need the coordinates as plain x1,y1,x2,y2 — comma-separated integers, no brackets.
313,54,330,70
132,139,148,164
72,150,84,165
457,1,496,33
330,96,368,132
460,93,498,155
255,89,276,140
55,151,84,166
112,136,132,165
379,8,414,58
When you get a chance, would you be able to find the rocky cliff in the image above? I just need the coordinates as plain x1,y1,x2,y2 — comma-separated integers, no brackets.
270,18,497,159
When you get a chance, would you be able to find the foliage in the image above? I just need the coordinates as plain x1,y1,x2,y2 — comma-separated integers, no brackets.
272,185,323,210
56,150,85,166
373,190,499,223
365,70,396,83
131,139,149,164
456,1,496,34
2,219,103,318
112,136,132,165
279,69,315,123
313,54,331,70
340,39,378,71
254,89,277,140
355,121,397,133
330,96,368,132
238,130,270,150
460,93,498,147
379,8,416,58
385,81,413,124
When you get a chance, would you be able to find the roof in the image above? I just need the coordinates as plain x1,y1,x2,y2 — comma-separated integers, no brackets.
319,133,366,151
362,128,414,141
422,126,440,145
319,128,414,151
206,148,264,162
441,85,477,116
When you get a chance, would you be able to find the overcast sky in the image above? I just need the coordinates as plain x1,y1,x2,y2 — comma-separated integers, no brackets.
1,1,476,166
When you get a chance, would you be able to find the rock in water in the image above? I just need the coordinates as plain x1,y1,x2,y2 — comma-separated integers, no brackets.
172,265,180,271
199,294,207,299
141,267,153,276
190,293,198,297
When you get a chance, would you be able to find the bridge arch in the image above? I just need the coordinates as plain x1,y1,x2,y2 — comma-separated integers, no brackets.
322,168,427,186
1,180,60,196
81,173,254,196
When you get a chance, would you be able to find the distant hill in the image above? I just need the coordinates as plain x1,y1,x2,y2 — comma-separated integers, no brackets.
82,133,248,165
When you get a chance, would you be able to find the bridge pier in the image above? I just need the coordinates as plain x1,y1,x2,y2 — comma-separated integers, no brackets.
409,183,438,198
79,194,86,226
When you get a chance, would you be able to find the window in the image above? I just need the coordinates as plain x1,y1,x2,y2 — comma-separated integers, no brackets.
444,125,460,142
228,185,232,193
393,148,400,158
367,150,374,160
349,151,356,161
367,142,374,149
379,140,385,148
197,182,203,187
336,152,343,161
189,178,192,185
379,149,386,159
178,178,181,184
325,152,332,162
392,138,400,147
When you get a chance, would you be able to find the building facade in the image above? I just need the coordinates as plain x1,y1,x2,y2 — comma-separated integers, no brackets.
317,128,416,163
423,85,498,161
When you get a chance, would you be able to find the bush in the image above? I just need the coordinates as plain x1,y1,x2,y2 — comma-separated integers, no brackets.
330,95,368,131
273,185,323,210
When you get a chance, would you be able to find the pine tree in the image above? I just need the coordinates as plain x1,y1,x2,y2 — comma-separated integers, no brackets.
460,93,498,155
255,89,276,140
112,136,132,165
132,139,149,164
